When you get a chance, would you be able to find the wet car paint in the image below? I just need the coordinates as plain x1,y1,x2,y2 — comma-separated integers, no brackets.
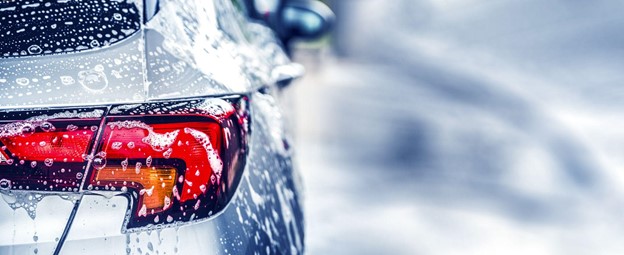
0,0,304,254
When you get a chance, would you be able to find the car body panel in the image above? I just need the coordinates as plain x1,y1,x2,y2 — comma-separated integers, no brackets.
0,34,147,109
0,0,291,109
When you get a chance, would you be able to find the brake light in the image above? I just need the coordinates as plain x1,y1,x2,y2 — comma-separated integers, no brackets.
1,121,96,162
86,118,225,216
94,120,223,201
0,109,105,192
0,97,249,231
89,98,248,230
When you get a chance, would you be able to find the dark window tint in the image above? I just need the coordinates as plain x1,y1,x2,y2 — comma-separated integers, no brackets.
0,0,141,57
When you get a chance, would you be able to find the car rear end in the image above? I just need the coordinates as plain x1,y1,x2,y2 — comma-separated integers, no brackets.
0,0,304,254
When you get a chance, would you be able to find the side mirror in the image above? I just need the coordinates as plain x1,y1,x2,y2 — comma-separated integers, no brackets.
279,1,334,42
243,0,334,52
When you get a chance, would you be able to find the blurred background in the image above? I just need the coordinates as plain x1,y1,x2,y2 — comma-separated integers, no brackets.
287,0,624,254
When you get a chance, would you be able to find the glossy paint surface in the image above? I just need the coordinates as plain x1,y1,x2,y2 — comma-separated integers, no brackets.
0,0,303,254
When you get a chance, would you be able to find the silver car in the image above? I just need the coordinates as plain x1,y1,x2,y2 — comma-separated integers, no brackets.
0,0,332,254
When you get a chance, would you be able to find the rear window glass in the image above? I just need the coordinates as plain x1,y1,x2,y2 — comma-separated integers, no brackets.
0,0,141,57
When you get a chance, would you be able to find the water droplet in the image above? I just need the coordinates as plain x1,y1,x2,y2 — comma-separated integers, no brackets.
111,142,123,150
78,67,108,91
121,158,128,171
163,148,173,159
90,40,100,48
0,179,11,190
15,78,29,86
76,172,83,179
94,64,104,72
40,122,55,132
21,124,35,137
30,161,37,168
44,158,53,167
139,186,154,197
163,196,171,210
27,45,42,55
138,204,147,217
66,124,79,131
60,76,75,86
93,155,106,170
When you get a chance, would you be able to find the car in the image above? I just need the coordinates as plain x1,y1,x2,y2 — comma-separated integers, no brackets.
0,0,332,254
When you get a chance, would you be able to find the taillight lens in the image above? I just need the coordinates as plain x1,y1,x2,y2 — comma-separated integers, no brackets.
0,97,249,231
0,108,106,192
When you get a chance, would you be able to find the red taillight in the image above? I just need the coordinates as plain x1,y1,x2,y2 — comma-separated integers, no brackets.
87,118,224,216
99,121,222,201
0,97,248,231
0,109,105,192
1,120,96,162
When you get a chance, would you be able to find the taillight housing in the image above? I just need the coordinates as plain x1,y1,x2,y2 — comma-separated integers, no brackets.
0,96,249,231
